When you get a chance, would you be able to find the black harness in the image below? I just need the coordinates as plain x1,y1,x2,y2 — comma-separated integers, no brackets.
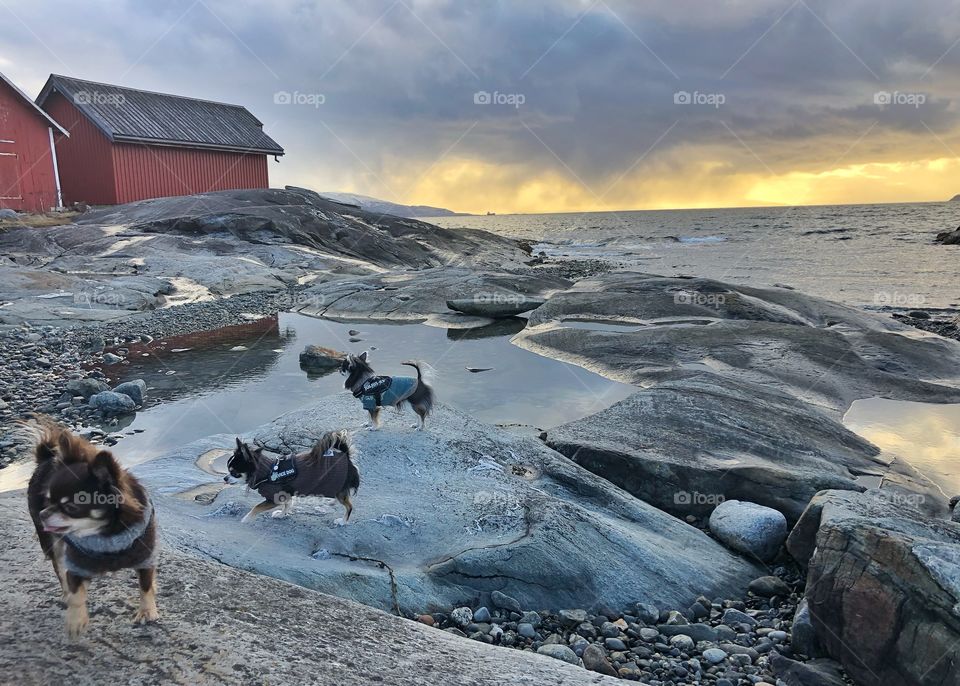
353,375,393,409
252,454,298,488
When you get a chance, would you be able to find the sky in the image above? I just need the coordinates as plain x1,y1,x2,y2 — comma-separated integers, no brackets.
3,0,960,214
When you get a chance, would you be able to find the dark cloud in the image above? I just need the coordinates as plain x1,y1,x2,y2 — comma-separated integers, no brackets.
2,0,959,208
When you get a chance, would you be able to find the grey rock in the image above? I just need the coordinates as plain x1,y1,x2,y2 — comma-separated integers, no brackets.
447,295,546,318
581,644,617,676
639,627,659,641
603,637,626,651
770,654,846,686
0,490,609,686
450,607,473,627
472,606,491,623
0,209,17,220
935,227,960,245
558,609,588,626
791,599,820,657
518,623,537,639
490,590,522,614
634,602,659,624
536,644,579,665
702,648,727,664
721,608,757,628
787,489,960,686
657,623,718,643
709,500,788,562
102,352,123,365
748,575,791,597
519,611,542,628
112,379,147,406
665,610,688,625
88,391,136,416
669,634,695,652
299,345,345,370
66,378,109,399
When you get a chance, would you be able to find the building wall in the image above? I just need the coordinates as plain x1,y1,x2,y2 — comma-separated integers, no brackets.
0,79,61,212
112,144,269,204
42,91,117,205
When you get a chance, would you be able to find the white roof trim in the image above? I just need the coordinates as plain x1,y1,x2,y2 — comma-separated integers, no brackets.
0,71,69,137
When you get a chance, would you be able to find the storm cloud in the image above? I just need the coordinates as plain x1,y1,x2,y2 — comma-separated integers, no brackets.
3,0,959,211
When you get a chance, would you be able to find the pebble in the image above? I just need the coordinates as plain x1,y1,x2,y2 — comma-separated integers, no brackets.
472,606,491,623
703,648,727,664
537,644,579,665
450,607,473,628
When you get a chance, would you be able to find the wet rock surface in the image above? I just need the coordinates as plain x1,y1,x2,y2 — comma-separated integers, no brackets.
138,396,762,614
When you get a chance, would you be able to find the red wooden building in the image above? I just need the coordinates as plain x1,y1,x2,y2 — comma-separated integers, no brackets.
0,72,68,212
37,75,284,206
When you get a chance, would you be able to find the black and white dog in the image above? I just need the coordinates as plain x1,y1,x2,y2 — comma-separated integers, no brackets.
340,352,434,430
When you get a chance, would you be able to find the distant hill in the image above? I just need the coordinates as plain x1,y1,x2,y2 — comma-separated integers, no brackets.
950,194,960,202
318,192,467,218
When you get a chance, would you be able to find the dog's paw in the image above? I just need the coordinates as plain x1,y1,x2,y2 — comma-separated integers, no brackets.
333,517,347,527
271,509,289,519
240,514,253,524
133,606,159,624
65,606,89,638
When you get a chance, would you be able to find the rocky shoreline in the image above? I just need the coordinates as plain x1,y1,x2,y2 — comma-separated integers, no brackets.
414,569,852,685
2,189,959,685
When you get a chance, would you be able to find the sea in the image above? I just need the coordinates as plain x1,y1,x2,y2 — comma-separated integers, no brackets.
427,202,960,312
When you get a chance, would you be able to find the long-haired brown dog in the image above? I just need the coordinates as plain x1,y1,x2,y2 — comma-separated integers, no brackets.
226,430,360,524
26,423,158,638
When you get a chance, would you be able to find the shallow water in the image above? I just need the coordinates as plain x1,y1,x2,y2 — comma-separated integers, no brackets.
0,313,634,490
428,202,960,310
843,397,960,494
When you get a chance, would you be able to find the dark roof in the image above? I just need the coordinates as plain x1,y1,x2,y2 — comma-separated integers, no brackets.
0,71,69,135
37,75,283,155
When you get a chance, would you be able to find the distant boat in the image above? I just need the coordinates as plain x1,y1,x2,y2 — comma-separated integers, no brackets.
486,211,496,215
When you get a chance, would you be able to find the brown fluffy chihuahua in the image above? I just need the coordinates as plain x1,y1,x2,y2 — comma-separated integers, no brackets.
27,423,158,638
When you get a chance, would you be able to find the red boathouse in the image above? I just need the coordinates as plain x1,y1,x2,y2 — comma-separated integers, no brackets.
0,71,68,212
37,74,284,206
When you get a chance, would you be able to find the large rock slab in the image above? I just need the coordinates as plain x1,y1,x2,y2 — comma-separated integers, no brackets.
787,489,960,686
136,395,762,614
0,188,532,326
0,492,616,686
518,272,960,413
545,375,883,523
298,267,567,321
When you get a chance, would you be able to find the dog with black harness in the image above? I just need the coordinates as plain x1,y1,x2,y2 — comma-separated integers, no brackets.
340,352,434,430
225,431,360,524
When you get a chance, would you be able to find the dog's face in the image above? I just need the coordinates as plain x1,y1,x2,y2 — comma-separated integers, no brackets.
340,351,371,388
39,451,126,538
225,439,261,483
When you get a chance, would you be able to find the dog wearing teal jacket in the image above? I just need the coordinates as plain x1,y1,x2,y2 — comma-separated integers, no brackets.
340,352,435,430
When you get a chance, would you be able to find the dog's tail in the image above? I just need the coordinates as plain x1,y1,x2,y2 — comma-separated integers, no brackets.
344,459,360,496
310,430,360,495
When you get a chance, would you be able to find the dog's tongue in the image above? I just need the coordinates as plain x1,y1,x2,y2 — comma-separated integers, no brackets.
42,523,69,533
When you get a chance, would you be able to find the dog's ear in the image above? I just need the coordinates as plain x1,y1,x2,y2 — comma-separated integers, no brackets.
236,437,244,450
91,450,121,489
358,351,368,362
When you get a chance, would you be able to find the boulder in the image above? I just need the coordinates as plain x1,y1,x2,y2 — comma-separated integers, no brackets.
787,489,960,685
536,644,579,665
133,395,762,614
709,500,787,562
747,576,791,597
769,654,846,686
65,377,109,399
112,379,147,406
447,295,546,318
88,391,136,416
935,227,960,245
299,345,345,371
545,375,880,523
0,208,17,220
